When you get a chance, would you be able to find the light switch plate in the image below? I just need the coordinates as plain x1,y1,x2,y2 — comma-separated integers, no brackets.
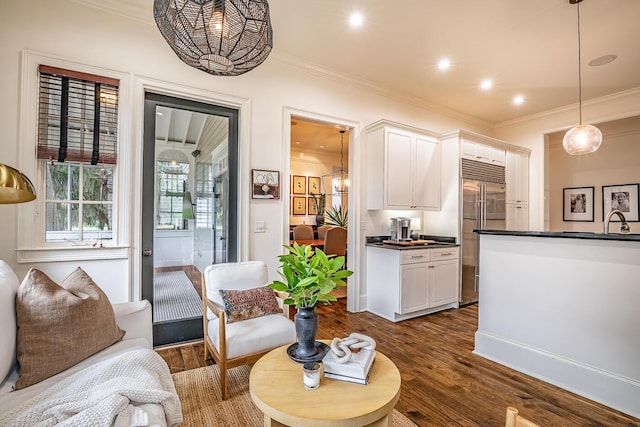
254,221,266,233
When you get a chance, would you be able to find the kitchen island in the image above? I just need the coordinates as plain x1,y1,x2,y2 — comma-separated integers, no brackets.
475,230,640,418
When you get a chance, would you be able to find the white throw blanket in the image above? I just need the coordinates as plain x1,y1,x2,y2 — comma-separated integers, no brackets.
0,349,183,427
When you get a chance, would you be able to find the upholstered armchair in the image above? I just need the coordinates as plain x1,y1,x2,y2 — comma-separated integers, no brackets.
201,261,296,400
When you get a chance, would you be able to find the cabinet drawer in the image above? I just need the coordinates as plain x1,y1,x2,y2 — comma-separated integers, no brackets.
430,247,458,261
400,249,430,264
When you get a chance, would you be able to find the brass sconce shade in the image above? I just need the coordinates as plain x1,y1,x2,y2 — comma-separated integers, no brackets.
0,164,36,204
154,0,273,76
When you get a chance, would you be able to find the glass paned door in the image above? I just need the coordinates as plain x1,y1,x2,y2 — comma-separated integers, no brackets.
142,92,238,346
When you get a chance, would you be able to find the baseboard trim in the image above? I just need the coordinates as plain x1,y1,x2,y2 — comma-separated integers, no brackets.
474,330,640,419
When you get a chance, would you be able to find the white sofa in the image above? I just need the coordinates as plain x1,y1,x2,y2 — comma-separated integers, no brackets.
0,261,181,426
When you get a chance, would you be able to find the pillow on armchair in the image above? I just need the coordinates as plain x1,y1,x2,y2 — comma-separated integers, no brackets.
15,267,124,389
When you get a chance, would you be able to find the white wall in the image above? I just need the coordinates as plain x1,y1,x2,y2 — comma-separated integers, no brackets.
0,0,489,303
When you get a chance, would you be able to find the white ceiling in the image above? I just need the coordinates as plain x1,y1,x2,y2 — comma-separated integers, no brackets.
269,0,640,125
80,0,640,140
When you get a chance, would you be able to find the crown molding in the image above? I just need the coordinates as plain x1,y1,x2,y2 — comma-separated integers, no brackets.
68,0,154,25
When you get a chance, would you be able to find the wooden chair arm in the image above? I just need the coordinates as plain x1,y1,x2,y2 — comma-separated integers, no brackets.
204,297,225,320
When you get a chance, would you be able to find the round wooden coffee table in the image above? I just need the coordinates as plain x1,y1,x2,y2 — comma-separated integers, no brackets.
249,341,401,427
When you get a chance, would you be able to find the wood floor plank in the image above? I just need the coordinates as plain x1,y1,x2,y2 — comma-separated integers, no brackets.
155,300,640,426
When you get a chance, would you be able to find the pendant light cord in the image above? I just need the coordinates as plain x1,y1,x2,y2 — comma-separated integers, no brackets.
577,2,583,125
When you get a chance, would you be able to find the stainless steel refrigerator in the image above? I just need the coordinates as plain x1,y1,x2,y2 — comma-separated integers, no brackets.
461,177,506,305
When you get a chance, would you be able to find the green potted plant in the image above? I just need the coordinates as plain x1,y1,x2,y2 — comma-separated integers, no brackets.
311,193,326,225
269,243,353,360
325,205,348,228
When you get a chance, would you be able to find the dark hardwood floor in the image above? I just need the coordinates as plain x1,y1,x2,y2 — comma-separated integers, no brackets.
155,300,640,426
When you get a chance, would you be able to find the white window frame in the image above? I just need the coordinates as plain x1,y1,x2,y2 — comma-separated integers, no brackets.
16,50,132,263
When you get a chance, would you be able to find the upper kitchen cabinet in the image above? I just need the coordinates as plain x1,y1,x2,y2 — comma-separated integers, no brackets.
365,120,441,210
461,139,505,166
506,151,529,205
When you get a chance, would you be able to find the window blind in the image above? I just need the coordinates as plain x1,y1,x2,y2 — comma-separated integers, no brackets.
37,65,119,165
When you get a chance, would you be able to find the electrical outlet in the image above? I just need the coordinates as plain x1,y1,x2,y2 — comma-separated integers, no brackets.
254,221,266,233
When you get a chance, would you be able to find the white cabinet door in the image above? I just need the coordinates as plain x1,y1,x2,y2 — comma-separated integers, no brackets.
506,151,529,204
400,262,430,314
506,203,529,231
429,259,459,307
366,122,441,210
462,140,505,166
413,135,441,209
385,130,413,209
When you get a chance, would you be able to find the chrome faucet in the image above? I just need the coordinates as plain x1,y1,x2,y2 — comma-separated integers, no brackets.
604,209,631,234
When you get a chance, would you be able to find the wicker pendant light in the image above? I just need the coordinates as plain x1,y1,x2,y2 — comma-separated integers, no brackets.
154,0,273,76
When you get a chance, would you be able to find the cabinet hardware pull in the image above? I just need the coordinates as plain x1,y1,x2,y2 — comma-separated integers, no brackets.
410,255,425,259
428,265,435,268
440,253,453,256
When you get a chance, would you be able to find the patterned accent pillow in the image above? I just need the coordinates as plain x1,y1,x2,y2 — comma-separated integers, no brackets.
219,286,282,323
15,268,125,389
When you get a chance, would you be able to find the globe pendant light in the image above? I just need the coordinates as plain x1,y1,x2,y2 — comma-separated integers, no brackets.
562,0,602,155
154,0,273,76
322,130,349,195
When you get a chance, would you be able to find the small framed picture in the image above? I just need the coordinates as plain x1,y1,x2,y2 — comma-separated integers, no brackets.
292,196,306,215
602,183,639,222
251,169,280,199
292,175,306,194
563,186,594,222
308,197,317,215
308,176,321,195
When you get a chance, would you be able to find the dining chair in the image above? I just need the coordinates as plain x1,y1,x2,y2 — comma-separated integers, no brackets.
317,225,334,240
292,224,314,240
505,407,540,427
201,261,296,400
323,226,347,257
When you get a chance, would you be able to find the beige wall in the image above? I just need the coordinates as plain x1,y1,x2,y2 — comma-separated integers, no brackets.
546,116,640,232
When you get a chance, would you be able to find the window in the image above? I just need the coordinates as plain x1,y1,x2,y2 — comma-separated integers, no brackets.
195,163,213,229
37,65,119,243
156,160,190,230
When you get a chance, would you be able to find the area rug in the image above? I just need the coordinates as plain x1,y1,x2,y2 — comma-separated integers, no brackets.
172,364,417,427
153,270,202,322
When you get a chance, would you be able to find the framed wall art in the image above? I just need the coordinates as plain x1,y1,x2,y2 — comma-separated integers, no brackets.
292,196,306,215
602,183,639,222
251,169,280,199
308,197,317,215
292,175,306,194
308,176,321,195
563,186,594,222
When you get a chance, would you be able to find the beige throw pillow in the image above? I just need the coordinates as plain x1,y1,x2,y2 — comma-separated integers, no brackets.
15,267,124,389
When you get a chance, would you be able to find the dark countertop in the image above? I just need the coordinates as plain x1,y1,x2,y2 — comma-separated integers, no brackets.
365,235,459,250
476,229,640,242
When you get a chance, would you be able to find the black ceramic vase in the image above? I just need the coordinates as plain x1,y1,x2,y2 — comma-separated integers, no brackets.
294,305,318,358
315,215,325,226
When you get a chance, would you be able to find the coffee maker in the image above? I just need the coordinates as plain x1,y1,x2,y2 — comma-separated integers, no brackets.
389,217,412,242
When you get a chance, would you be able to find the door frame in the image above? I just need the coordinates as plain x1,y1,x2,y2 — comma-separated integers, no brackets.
131,77,251,345
282,107,362,313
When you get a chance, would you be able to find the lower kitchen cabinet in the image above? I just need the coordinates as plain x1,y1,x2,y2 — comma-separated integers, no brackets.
367,246,460,322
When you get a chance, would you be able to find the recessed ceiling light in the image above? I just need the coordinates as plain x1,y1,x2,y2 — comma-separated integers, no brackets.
438,58,451,71
589,54,617,67
319,145,325,149
156,111,163,116
481,79,493,90
295,141,301,145
513,95,525,105
349,12,364,28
